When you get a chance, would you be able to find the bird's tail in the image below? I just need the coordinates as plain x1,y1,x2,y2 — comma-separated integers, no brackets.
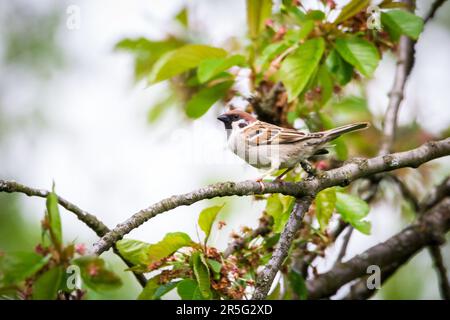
323,122,370,141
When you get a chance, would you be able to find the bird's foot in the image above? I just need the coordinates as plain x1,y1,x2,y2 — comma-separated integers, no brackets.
300,160,317,180
255,177,266,192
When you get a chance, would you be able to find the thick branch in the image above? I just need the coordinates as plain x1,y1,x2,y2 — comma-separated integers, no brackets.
0,180,147,288
93,138,450,255
306,197,450,299
340,176,450,300
252,197,313,300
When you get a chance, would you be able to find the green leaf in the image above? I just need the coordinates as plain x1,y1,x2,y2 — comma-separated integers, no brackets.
185,81,233,119
191,252,211,299
147,94,177,123
46,184,62,248
32,266,63,300
207,259,222,274
257,42,288,67
197,55,246,83
137,275,159,300
335,192,371,235
246,0,272,38
315,188,336,231
288,270,308,300
335,37,380,77
73,256,122,291
116,239,151,266
316,64,333,106
266,194,295,233
326,49,353,85
115,38,183,80
153,281,179,300
0,252,50,286
149,44,227,83
334,0,370,25
381,10,424,41
198,204,225,243
175,7,188,28
279,38,325,101
137,276,178,300
306,10,325,21
177,278,205,300
147,232,193,264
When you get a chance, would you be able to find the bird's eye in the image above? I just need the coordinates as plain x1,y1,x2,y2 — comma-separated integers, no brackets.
233,114,240,120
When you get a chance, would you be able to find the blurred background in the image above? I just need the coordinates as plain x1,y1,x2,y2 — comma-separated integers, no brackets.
0,0,449,299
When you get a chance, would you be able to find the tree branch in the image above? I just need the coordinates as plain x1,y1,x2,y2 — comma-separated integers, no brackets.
93,138,450,255
306,197,450,299
252,196,313,300
424,0,448,23
428,245,450,300
340,177,450,300
0,180,148,288
379,0,415,155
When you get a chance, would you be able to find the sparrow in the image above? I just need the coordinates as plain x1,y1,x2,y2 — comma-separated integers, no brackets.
217,109,369,181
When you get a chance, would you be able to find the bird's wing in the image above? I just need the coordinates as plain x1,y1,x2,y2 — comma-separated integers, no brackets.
243,121,320,146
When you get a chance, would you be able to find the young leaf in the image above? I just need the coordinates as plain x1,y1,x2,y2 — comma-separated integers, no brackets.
334,0,370,25
191,252,211,299
177,278,205,300
335,37,380,77
198,204,225,243
279,38,325,101
207,259,222,275
116,239,151,266
153,281,179,300
381,10,424,41
288,270,308,300
115,38,183,80
246,0,272,38
185,81,233,119
46,184,62,249
197,55,245,83
0,252,50,286
32,266,63,300
137,275,160,300
266,194,295,233
257,42,288,67
315,188,336,231
73,256,122,291
146,232,193,264
326,49,353,85
149,44,227,83
175,7,189,28
316,64,333,106
335,192,371,235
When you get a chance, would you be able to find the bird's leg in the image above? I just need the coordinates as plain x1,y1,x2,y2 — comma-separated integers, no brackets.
256,160,280,191
300,160,317,179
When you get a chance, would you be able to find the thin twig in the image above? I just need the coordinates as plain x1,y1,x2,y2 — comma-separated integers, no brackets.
334,227,354,265
0,180,147,288
424,0,448,23
428,245,450,300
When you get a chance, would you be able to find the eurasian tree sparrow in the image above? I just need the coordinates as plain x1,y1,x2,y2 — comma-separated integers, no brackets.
217,109,369,181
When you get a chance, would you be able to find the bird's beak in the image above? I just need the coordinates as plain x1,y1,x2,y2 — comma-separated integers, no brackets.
217,114,229,123
217,114,232,130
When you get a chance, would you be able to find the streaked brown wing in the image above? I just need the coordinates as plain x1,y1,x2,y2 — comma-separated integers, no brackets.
244,121,316,146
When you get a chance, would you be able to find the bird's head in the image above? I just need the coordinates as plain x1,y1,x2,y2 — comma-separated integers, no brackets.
217,110,257,130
